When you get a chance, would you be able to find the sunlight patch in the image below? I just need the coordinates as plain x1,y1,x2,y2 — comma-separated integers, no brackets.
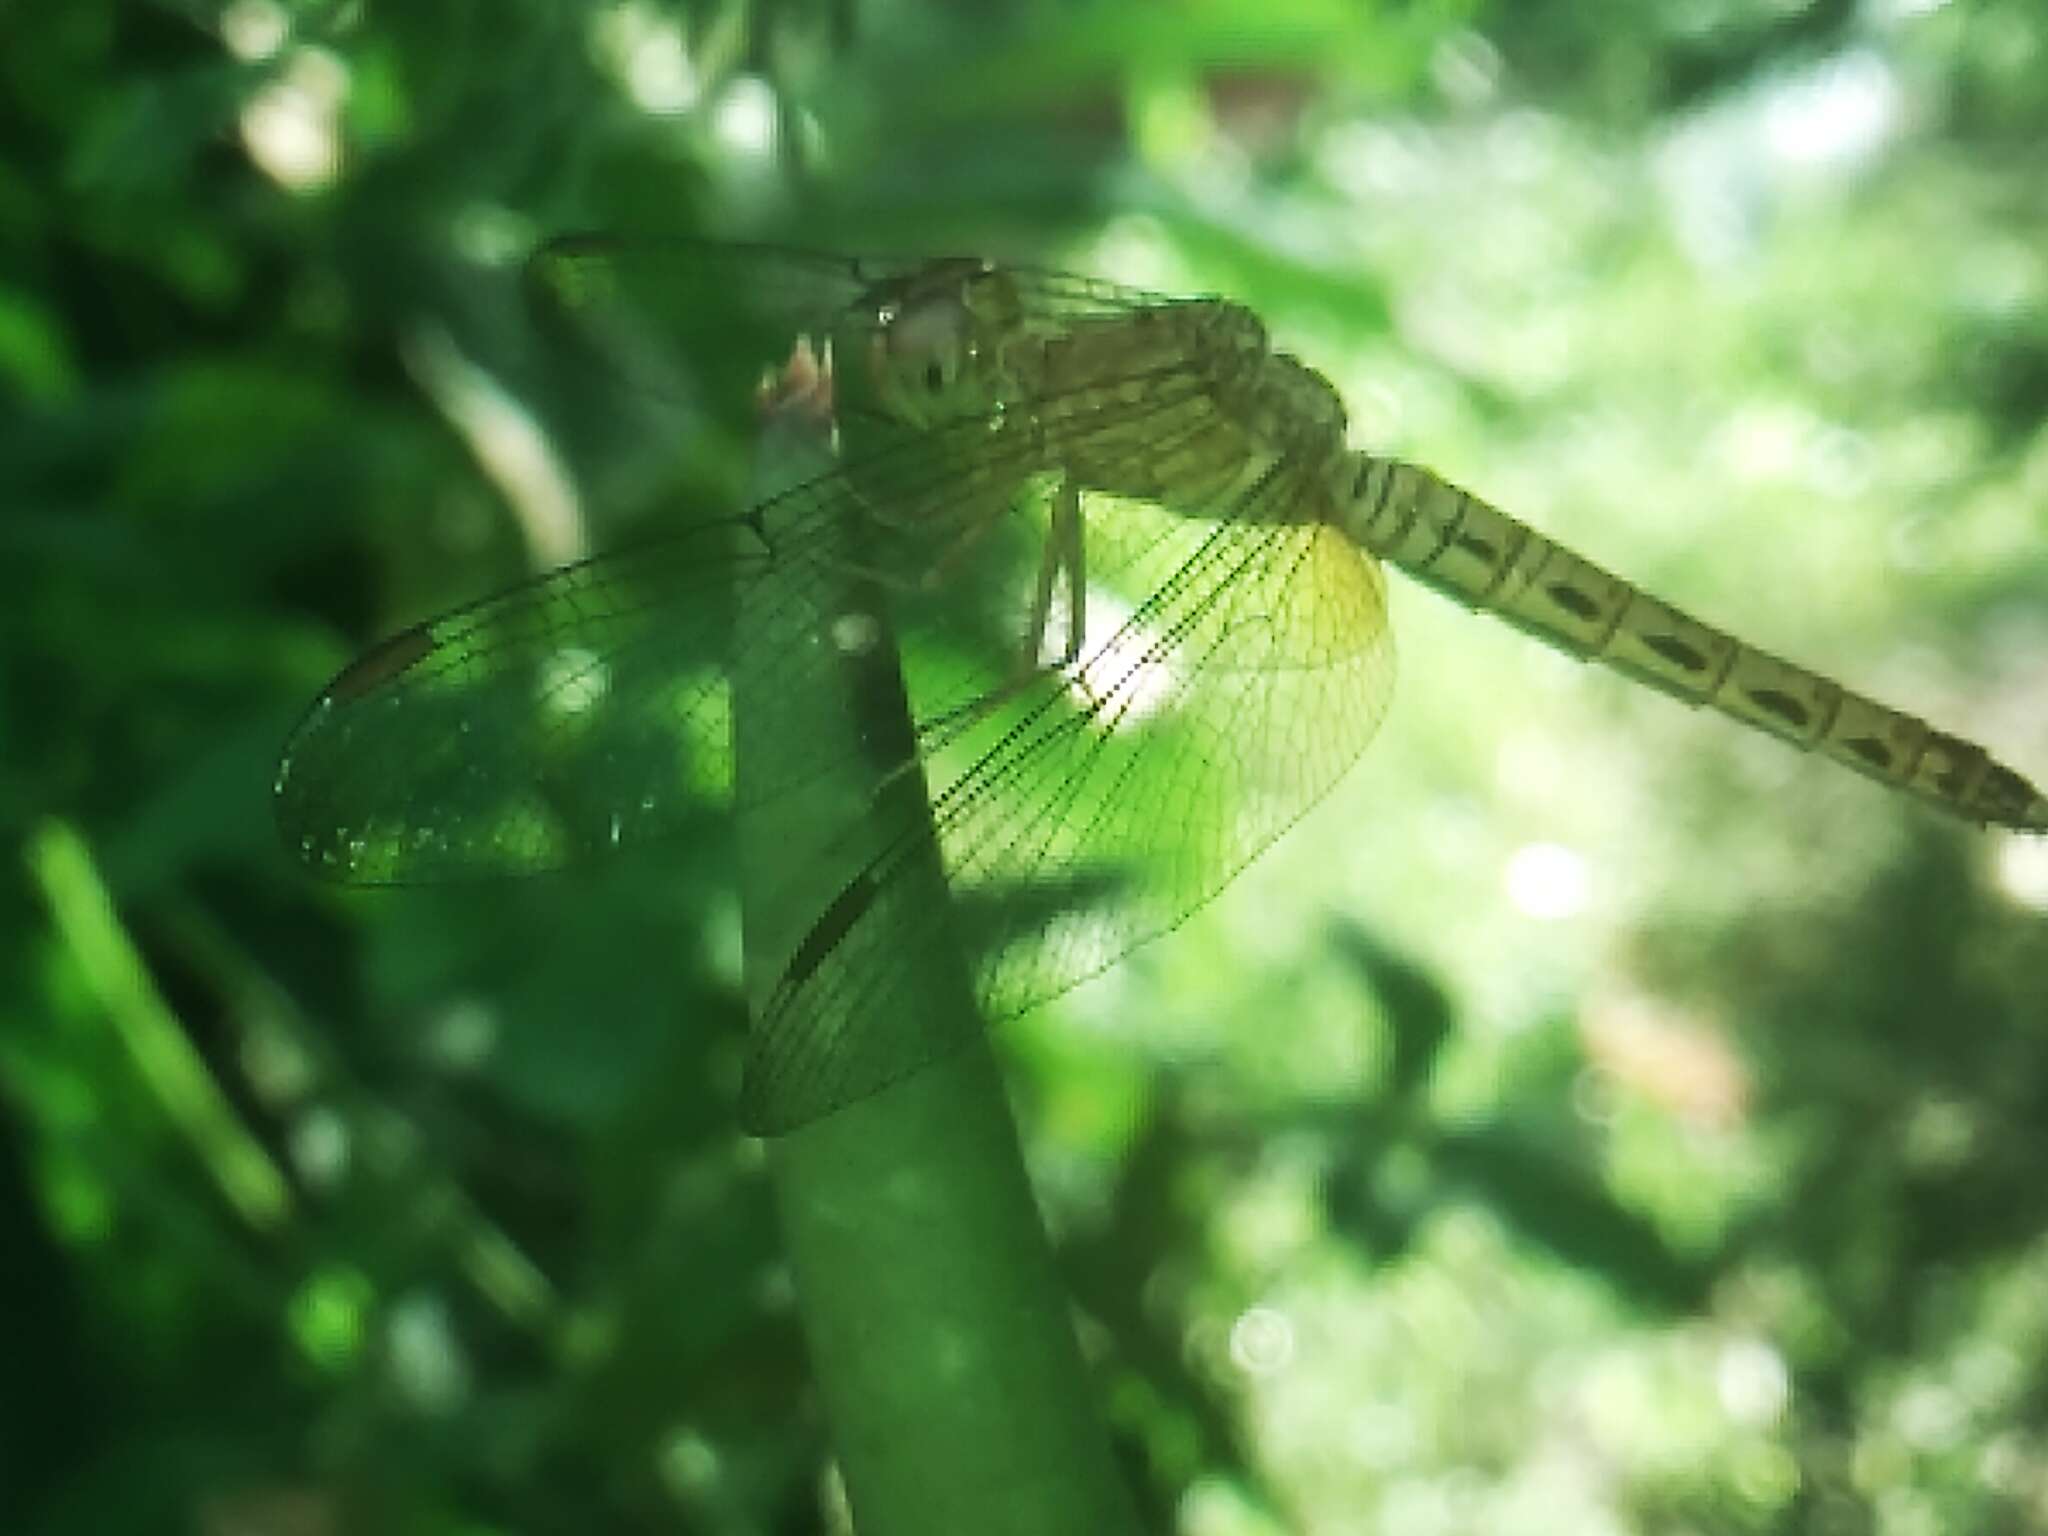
1061,585,1181,728
1991,830,2048,912
591,2,700,115
537,646,610,720
241,48,347,191
1502,840,1589,920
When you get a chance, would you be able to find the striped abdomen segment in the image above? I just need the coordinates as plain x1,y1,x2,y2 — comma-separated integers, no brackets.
1339,455,2048,832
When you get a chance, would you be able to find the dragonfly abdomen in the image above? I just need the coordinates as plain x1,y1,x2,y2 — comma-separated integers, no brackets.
1339,455,2048,831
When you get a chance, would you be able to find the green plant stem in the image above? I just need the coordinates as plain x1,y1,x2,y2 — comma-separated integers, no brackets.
26,818,293,1231
732,362,1140,1536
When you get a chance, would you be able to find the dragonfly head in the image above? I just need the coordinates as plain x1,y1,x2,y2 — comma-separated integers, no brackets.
868,264,1015,428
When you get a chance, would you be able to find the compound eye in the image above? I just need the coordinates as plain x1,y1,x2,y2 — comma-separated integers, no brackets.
924,360,946,392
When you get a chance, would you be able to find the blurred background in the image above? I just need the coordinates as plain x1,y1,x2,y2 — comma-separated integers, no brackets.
8,0,2048,1532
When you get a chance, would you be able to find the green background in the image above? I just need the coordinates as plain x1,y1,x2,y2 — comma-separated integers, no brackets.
8,1,2048,1531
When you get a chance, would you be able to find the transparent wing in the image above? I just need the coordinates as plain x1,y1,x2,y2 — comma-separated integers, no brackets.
273,368,1221,883
744,457,1396,1130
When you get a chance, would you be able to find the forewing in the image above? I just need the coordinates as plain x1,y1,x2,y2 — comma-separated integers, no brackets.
274,366,1225,884
276,517,763,883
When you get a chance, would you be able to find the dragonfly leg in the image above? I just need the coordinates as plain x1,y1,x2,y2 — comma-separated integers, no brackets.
1023,474,1087,672
908,476,1091,754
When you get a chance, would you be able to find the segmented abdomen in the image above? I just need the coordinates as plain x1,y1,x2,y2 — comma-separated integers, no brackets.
1339,456,2048,832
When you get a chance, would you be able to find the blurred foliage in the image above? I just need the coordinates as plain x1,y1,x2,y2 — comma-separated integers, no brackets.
6,0,2048,1533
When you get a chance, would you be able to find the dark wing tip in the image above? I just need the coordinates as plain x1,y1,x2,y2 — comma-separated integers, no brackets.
272,623,439,881
321,622,435,704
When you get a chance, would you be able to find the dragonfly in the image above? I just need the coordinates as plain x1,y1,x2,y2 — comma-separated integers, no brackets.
276,236,2048,1132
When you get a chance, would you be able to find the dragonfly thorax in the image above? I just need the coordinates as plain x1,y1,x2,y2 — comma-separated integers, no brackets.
866,264,1024,428
1228,351,1348,460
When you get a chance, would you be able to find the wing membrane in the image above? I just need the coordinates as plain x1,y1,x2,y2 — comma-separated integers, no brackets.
276,366,1222,883
744,460,1395,1130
